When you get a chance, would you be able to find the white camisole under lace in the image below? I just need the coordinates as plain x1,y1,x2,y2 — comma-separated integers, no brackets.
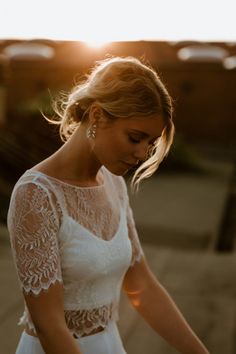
7,166,144,338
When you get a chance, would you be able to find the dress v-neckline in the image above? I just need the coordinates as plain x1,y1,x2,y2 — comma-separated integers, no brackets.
64,209,124,243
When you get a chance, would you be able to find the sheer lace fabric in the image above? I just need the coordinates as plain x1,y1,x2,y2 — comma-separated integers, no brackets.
8,181,63,295
7,167,144,337
18,301,119,338
64,303,119,337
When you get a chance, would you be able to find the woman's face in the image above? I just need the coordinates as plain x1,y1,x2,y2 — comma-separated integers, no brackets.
93,113,165,175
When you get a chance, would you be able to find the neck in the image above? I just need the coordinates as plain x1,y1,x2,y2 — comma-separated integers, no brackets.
47,125,102,184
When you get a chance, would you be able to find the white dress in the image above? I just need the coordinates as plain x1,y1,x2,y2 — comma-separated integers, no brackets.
7,166,144,354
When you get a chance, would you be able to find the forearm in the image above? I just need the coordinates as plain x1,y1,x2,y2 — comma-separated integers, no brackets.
132,279,209,354
36,324,82,354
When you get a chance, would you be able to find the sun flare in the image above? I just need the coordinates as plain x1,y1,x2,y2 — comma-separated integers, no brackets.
85,40,110,48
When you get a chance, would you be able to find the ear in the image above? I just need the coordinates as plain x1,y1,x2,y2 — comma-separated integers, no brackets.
88,104,104,125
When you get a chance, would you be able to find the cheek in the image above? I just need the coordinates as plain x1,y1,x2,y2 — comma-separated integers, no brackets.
94,134,116,158
96,132,130,159
109,133,131,156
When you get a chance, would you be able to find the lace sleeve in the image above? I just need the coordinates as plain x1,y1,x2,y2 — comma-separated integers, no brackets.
7,181,63,295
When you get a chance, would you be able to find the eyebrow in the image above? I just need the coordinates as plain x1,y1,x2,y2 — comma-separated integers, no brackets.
130,129,160,140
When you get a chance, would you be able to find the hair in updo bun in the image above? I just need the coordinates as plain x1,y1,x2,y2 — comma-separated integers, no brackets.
45,56,175,190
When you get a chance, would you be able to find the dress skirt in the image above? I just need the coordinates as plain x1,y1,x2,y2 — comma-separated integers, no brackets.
15,321,127,354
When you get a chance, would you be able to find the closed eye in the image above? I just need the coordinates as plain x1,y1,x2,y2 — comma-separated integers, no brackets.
128,134,159,146
128,135,141,144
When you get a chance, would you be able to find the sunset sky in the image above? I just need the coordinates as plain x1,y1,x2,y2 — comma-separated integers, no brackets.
0,0,235,44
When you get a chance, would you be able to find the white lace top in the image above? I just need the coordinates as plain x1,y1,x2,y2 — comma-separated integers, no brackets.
7,166,144,337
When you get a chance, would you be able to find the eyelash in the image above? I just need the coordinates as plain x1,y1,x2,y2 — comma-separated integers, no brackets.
128,135,157,146
129,136,141,144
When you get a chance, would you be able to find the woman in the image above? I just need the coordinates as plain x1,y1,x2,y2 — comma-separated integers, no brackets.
7,56,209,354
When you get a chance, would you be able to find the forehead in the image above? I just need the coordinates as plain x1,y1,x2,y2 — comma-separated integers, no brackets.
114,114,165,138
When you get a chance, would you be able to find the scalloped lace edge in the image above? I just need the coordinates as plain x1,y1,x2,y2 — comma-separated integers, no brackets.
18,304,119,338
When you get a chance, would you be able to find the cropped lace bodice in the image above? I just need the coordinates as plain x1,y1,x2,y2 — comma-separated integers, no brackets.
7,166,144,337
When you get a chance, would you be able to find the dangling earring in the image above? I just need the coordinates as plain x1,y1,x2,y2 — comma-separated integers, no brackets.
86,124,97,139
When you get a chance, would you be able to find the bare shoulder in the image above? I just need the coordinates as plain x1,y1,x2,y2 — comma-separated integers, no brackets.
30,157,56,174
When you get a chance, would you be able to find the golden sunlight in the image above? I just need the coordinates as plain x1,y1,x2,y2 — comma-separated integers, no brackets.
85,41,110,48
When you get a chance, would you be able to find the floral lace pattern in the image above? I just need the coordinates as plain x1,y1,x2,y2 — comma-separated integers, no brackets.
8,182,63,295
65,302,119,337
7,167,144,336
19,301,119,338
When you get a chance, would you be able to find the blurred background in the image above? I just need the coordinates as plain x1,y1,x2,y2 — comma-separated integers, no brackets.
0,0,236,353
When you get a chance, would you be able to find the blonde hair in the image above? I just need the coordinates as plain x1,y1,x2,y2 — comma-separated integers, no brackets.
46,56,175,191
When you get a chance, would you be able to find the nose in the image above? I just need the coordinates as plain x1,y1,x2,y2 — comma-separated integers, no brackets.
133,143,150,162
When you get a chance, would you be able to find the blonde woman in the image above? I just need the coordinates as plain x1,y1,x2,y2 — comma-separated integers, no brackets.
8,57,209,354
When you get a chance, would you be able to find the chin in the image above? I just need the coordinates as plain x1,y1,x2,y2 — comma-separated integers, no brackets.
104,164,130,176
114,170,129,176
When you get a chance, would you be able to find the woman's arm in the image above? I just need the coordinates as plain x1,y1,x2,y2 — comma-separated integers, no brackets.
24,281,82,354
8,182,82,354
123,256,210,354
